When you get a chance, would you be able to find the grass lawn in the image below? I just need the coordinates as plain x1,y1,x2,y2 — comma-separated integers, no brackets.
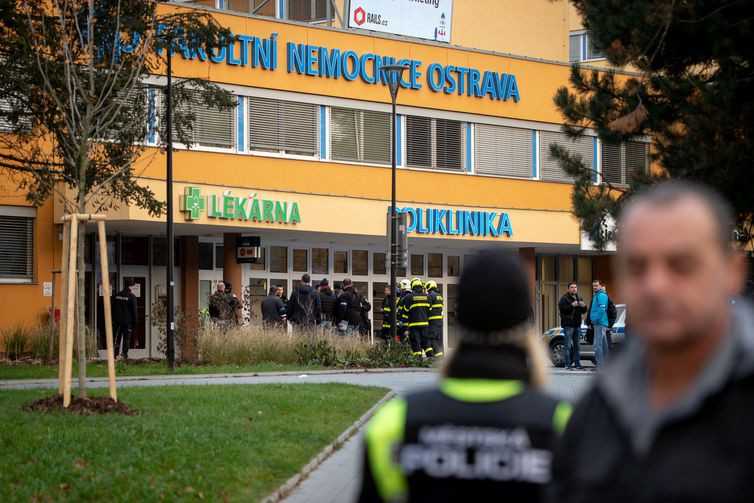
0,383,387,502
0,361,328,380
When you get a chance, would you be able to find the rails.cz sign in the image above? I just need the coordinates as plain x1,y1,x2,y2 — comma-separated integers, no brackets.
179,186,301,225
398,207,513,238
348,0,454,43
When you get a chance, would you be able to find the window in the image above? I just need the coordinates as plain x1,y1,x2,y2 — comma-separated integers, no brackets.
447,256,460,277
270,246,288,273
199,242,214,270
226,0,275,16
248,97,318,156
121,237,149,266
334,251,348,274
406,116,464,171
293,249,308,272
215,245,224,269
411,254,424,276
428,254,443,278
352,250,368,276
287,0,332,22
373,252,387,275
331,107,392,165
539,131,593,183
569,31,605,62
601,141,649,186
312,248,329,274
0,97,32,133
0,208,34,282
251,247,266,271
475,124,532,178
163,90,235,149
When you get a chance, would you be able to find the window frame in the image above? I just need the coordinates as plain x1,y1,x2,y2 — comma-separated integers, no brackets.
406,115,465,172
0,207,35,284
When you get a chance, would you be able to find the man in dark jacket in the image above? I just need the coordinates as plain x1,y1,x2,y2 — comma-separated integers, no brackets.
558,282,586,369
112,278,138,360
318,279,337,330
380,285,395,341
551,181,754,503
287,274,321,328
261,286,286,329
336,278,363,335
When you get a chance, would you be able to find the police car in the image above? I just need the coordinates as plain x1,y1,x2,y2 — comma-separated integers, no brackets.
542,304,626,367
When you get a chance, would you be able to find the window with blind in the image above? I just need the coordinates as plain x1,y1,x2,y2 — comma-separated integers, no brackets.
0,211,34,282
0,97,32,133
330,107,392,165
406,116,464,171
539,131,593,183
97,87,149,141
475,123,532,178
162,89,235,149
601,141,649,185
248,97,318,156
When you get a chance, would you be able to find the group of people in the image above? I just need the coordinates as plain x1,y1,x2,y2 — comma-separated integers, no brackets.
358,181,754,502
261,274,373,335
208,281,243,327
380,278,444,358
558,279,617,369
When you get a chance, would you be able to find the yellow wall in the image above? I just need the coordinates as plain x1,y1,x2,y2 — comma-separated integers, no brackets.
0,181,58,332
164,4,578,125
452,0,569,61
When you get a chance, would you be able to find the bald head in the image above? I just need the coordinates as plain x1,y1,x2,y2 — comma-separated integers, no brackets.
617,181,745,350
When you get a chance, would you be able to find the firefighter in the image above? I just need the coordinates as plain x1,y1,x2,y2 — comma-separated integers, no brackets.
357,250,570,503
395,279,412,343
425,280,444,357
380,285,396,342
399,278,430,357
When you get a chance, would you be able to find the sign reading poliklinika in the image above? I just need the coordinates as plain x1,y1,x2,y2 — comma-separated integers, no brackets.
179,186,301,225
120,28,521,103
398,207,513,238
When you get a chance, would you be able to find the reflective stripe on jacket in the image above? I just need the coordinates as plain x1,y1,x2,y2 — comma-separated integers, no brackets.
358,378,572,502
399,291,429,328
427,291,443,325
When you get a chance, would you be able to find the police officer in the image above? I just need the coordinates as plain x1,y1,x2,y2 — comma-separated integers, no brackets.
399,278,430,357
112,278,138,360
425,280,444,357
357,250,571,503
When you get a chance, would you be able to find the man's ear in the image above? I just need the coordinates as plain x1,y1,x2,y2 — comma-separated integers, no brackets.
727,249,747,297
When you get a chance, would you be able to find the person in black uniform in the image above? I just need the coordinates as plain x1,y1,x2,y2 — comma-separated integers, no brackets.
357,250,571,503
261,286,287,329
318,279,337,330
399,278,430,357
112,278,138,360
425,280,444,358
380,285,396,342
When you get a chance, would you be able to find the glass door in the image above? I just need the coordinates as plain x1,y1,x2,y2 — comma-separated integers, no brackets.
118,271,149,359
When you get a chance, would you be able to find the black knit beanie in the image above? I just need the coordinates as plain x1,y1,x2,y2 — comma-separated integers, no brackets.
457,250,532,334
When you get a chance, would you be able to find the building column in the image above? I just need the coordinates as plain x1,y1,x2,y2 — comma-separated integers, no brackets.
518,247,537,309
180,236,199,362
223,233,242,294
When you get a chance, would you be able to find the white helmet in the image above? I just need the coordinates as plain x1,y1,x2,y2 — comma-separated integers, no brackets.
400,279,411,291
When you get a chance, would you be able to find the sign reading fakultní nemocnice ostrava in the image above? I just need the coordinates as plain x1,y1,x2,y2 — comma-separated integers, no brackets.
179,186,301,225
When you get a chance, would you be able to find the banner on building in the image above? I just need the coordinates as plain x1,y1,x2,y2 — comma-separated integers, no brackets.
348,0,453,43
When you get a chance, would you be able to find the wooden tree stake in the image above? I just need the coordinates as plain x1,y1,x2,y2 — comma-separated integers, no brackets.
97,220,117,401
58,219,70,395
63,215,79,408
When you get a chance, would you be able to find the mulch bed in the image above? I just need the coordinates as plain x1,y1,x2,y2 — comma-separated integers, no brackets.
23,395,137,416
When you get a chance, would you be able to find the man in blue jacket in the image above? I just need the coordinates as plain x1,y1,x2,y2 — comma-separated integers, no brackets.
590,280,609,368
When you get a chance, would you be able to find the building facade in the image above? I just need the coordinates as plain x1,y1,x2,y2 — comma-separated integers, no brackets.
0,1,644,357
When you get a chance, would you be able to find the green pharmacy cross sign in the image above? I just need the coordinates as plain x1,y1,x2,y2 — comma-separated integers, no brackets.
179,186,301,225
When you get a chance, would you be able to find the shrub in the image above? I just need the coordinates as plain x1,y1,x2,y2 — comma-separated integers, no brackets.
2,326,31,361
28,325,58,363
195,324,431,369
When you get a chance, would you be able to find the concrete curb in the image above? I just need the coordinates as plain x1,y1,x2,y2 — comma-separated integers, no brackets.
0,367,433,389
260,390,397,503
